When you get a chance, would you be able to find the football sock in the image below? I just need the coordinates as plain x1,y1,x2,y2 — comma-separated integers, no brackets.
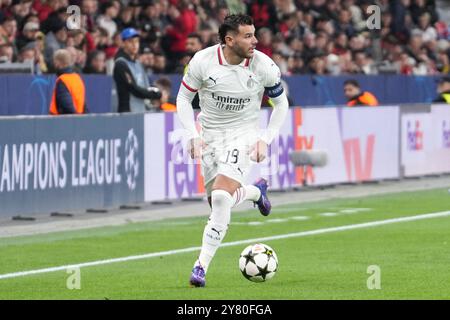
198,189,234,272
232,185,261,208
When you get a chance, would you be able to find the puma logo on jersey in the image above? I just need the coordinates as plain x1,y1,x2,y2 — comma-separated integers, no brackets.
209,76,218,85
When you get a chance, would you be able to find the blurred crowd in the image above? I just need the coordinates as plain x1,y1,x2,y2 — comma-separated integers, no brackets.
0,0,449,76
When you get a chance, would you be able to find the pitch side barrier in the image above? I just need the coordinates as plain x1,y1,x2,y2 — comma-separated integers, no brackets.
0,104,448,218
0,113,144,218
143,104,450,202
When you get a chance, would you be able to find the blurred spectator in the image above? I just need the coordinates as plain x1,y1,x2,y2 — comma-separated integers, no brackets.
201,5,229,33
326,53,340,75
344,79,379,107
307,55,327,74
116,6,134,31
44,19,67,71
33,0,64,23
433,76,450,104
414,12,437,43
256,27,273,57
17,40,45,73
66,45,86,73
153,52,166,74
436,40,450,74
9,0,33,28
96,1,119,39
272,51,288,74
83,49,106,74
49,48,87,115
278,12,304,40
152,76,176,112
113,28,161,113
247,0,278,33
287,52,305,74
17,40,34,62
164,0,197,71
274,0,297,19
272,34,292,56
1,17,18,49
332,32,349,56
352,50,377,75
225,0,246,15
81,0,98,32
183,32,203,109
40,7,68,35
139,46,154,75
335,9,356,38
185,32,203,57
66,29,87,52
0,0,448,77
410,0,439,25
16,21,39,51
35,30,47,72
198,25,216,48
104,30,121,73
0,42,13,62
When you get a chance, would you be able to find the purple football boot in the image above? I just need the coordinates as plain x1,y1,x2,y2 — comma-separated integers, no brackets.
189,265,206,287
253,178,272,216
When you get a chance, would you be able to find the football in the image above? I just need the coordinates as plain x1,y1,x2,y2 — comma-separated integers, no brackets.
239,243,278,282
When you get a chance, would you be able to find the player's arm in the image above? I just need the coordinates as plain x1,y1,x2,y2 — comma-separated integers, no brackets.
262,83,289,144
252,62,289,162
176,55,203,159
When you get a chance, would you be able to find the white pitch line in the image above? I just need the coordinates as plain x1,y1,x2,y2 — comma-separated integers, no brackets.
319,212,338,217
290,216,310,220
1,210,449,281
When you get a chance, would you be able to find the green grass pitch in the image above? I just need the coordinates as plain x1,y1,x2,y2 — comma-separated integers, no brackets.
0,188,450,299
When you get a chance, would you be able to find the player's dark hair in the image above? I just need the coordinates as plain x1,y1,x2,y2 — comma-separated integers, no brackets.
218,14,254,44
344,79,360,88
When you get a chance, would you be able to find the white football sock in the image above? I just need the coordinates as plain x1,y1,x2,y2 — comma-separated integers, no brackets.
198,189,234,272
232,185,261,208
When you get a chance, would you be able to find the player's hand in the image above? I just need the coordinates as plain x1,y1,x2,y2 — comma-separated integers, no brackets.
250,140,268,163
188,137,205,160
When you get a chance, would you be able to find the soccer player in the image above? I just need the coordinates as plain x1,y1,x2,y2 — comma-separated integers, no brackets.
176,14,289,287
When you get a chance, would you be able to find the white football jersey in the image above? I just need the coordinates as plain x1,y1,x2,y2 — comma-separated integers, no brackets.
181,44,283,132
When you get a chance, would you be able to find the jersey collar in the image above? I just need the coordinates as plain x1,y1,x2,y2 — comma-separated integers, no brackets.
217,44,250,67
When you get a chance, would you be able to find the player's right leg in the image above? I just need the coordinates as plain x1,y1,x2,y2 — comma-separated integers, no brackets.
190,174,239,287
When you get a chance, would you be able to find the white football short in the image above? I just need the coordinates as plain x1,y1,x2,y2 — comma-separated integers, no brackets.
201,125,259,196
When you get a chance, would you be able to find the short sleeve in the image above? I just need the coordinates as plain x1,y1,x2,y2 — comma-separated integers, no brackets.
264,60,284,98
182,53,203,92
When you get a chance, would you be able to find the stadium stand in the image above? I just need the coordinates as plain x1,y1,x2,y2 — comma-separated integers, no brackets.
0,0,448,76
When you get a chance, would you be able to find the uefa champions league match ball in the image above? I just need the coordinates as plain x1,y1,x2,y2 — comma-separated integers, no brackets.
239,243,278,282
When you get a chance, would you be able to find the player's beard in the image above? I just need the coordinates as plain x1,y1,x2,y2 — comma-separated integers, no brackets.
232,44,252,60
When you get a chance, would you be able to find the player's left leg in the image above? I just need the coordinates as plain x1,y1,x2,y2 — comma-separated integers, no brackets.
205,179,271,214
231,179,272,216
